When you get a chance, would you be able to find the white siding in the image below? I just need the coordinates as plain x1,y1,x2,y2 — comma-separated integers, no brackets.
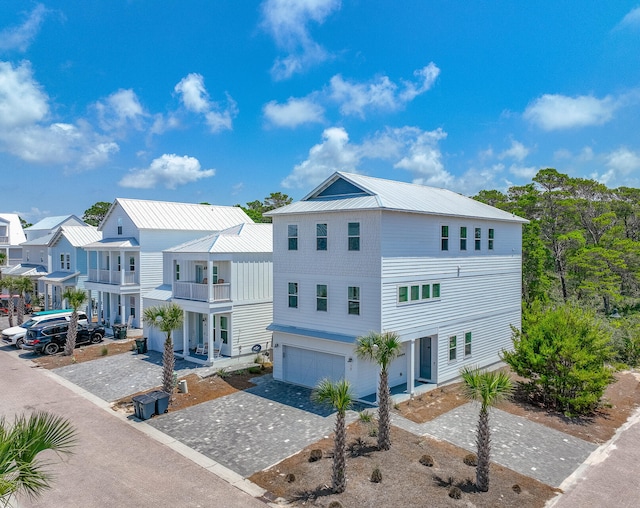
229,301,272,355
231,256,272,302
101,204,138,239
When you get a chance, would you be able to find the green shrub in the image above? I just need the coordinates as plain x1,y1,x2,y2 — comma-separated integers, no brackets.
101,346,108,356
502,302,615,415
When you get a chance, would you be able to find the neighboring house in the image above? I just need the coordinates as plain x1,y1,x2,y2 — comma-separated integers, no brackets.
39,226,103,312
83,198,253,329
266,171,527,399
24,215,86,241
0,214,26,271
7,216,89,299
144,223,273,364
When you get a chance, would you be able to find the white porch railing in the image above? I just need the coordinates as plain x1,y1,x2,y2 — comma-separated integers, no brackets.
88,268,138,285
0,236,8,243
173,282,230,302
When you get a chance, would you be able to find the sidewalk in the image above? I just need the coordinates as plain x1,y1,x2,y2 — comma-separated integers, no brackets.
0,349,266,508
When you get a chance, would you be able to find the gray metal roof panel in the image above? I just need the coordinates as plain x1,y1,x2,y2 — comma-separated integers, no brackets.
167,223,272,254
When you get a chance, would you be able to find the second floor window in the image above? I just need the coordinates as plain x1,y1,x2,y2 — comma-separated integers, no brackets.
117,255,121,271
316,284,327,311
129,256,135,272
348,222,360,251
488,228,494,250
475,228,482,250
449,336,457,361
288,282,298,308
288,225,298,251
460,227,467,251
60,254,64,269
66,254,70,270
175,263,180,281
316,224,327,251
441,226,449,251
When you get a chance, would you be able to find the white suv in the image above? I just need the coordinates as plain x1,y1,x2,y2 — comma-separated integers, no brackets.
2,311,88,349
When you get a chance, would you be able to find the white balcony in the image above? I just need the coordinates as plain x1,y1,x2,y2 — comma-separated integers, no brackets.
88,268,138,285
173,281,230,302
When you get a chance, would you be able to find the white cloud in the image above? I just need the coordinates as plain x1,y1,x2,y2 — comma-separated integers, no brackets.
0,60,119,169
606,147,640,175
329,63,440,117
523,93,617,130
118,154,215,189
499,140,529,161
616,7,640,30
174,73,237,133
96,89,146,132
0,4,48,53
393,128,451,187
508,164,537,179
261,0,341,80
263,97,324,127
0,61,49,128
282,127,359,188
150,112,180,135
282,125,451,189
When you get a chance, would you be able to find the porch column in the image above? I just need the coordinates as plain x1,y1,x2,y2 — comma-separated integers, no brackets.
120,250,125,285
119,296,124,324
407,339,415,396
182,311,188,355
207,312,214,362
207,260,213,301
43,283,49,310
97,292,102,322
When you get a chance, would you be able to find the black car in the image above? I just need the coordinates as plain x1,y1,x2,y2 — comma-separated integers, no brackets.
23,321,105,355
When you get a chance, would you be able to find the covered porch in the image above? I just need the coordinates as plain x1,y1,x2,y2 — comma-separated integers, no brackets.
175,310,232,365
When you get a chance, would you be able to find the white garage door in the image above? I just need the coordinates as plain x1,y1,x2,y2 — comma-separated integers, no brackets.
283,346,345,388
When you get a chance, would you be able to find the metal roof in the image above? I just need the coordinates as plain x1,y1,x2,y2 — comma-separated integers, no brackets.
143,284,173,302
26,215,85,231
4,264,48,276
101,198,253,231
267,171,528,223
166,223,272,254
83,238,139,249
50,226,102,247
39,271,79,283
0,213,26,245
267,323,357,344
21,232,55,246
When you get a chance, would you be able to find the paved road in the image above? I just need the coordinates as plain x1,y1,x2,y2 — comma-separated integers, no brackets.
0,348,265,508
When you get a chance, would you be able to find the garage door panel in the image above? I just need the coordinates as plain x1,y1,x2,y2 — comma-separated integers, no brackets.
283,346,345,388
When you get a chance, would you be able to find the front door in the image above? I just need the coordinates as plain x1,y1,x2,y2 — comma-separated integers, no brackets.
419,336,432,379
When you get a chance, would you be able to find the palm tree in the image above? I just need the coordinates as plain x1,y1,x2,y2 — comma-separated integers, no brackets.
62,288,87,356
143,303,184,394
0,251,6,281
354,331,403,450
14,276,33,326
311,378,353,494
461,366,513,492
0,411,76,507
2,276,19,328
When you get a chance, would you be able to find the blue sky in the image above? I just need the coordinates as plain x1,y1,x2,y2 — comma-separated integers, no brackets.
1,1,639,222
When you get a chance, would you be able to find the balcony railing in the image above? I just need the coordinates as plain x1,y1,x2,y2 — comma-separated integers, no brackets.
0,236,8,244
173,281,231,302
88,268,138,285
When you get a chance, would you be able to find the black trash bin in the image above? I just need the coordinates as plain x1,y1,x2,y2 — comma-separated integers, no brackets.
149,390,170,414
132,393,156,420
135,337,148,354
113,324,127,340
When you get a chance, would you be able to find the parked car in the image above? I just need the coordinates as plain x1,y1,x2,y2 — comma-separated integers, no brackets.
1,310,88,348
22,322,105,355
0,294,31,315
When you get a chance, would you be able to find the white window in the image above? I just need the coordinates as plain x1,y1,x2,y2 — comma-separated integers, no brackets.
316,224,327,251
175,263,180,281
129,256,135,272
26,250,30,262
117,255,121,272
40,250,44,263
421,284,430,299
475,227,481,250
288,282,298,308
449,336,457,361
433,283,441,298
117,218,123,235
220,315,228,344
316,284,327,311
348,222,360,251
348,286,360,315
288,225,298,251
130,296,136,318
66,254,70,270
60,254,64,270
441,225,449,251
488,228,494,250
464,331,472,357
398,286,408,303
460,226,467,251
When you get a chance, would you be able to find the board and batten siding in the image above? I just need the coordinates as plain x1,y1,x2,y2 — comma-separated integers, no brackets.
229,301,273,356
143,297,184,352
231,256,273,302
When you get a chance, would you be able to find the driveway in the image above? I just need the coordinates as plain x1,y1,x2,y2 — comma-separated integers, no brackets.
147,376,360,477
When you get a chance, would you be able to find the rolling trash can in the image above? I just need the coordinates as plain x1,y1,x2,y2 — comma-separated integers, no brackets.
135,337,148,354
113,324,127,340
149,390,170,414
132,393,156,420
